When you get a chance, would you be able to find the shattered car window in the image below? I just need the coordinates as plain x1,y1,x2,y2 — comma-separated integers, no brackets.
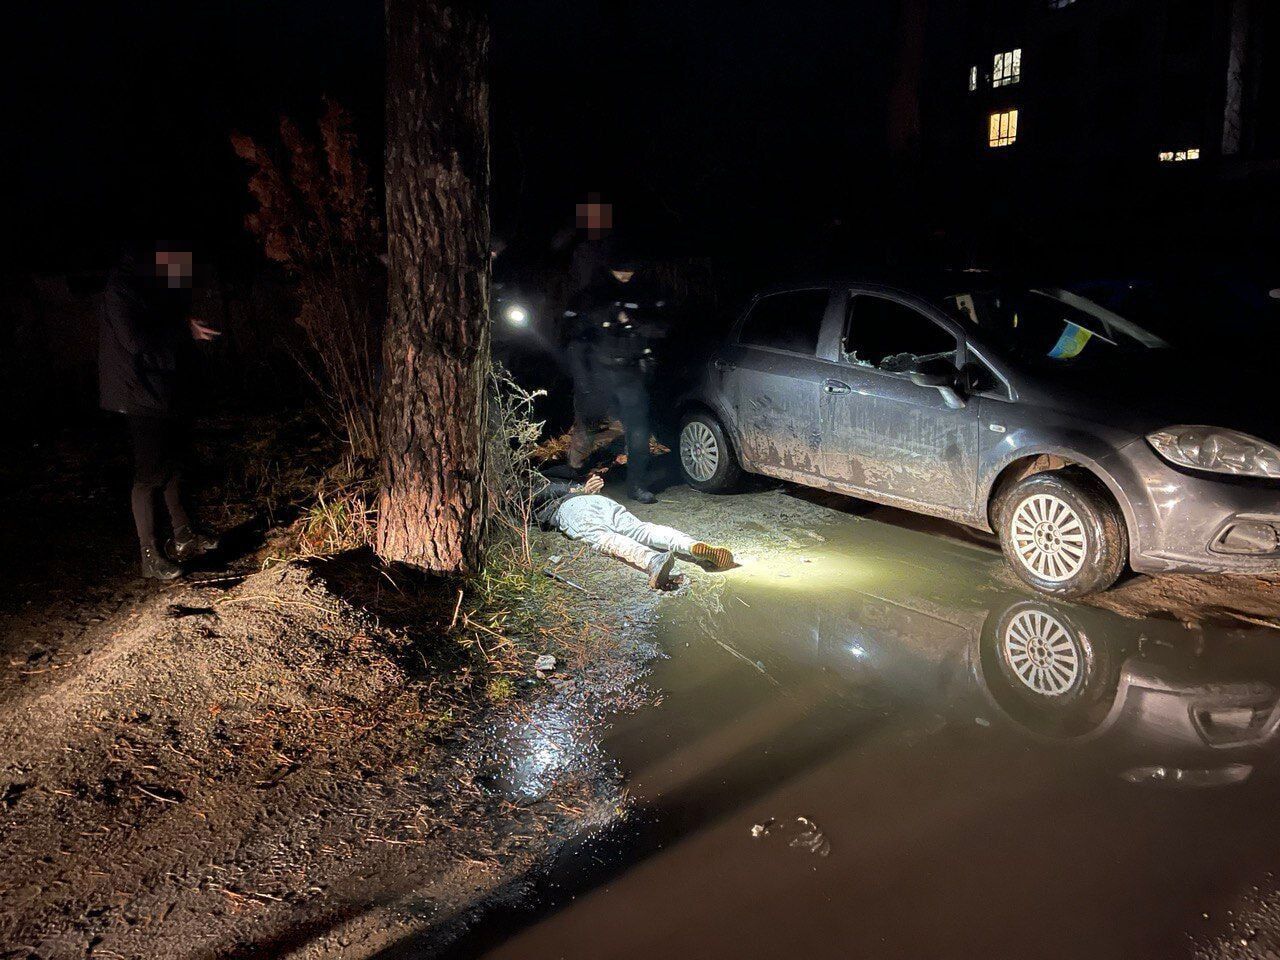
842,294,958,372
946,287,1167,363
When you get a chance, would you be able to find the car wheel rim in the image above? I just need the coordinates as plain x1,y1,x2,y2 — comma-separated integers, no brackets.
680,421,720,482
1002,608,1081,696
1010,493,1088,583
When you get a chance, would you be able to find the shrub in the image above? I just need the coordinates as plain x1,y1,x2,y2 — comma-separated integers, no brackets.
232,101,384,462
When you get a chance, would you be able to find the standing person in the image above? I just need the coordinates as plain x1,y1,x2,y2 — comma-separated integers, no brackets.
581,257,668,503
99,244,220,579
558,194,616,472
534,473,732,589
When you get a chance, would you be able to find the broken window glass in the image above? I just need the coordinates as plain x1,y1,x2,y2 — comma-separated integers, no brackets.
842,295,958,372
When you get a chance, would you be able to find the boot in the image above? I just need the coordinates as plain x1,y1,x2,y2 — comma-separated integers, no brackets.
628,487,657,505
140,544,181,581
690,542,734,569
171,527,219,562
646,550,676,590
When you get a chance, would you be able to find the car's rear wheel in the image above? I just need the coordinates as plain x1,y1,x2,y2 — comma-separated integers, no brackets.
678,410,742,492
996,469,1127,598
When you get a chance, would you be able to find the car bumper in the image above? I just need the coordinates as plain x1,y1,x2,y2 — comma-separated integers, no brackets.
1094,660,1280,756
1108,440,1280,575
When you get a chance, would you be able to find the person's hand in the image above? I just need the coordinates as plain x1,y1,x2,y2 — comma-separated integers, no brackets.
583,474,604,494
189,318,221,341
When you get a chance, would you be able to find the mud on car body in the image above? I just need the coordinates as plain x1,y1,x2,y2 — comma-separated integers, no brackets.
677,277,1280,597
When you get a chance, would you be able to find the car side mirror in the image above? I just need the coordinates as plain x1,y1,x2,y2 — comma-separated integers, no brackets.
907,367,951,389
906,358,967,410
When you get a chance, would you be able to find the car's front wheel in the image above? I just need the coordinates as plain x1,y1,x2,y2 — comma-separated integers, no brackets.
996,469,1127,598
678,410,742,492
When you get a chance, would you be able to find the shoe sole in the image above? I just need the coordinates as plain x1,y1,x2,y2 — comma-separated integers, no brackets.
691,543,733,569
648,552,676,589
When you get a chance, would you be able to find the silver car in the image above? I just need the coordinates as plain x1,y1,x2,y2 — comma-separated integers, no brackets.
677,279,1280,596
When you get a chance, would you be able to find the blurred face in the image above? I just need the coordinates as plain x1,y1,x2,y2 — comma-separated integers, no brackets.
155,250,193,289
610,269,635,283
575,197,613,240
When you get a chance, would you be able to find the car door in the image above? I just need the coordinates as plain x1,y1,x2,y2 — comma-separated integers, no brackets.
722,288,835,477
819,289,980,514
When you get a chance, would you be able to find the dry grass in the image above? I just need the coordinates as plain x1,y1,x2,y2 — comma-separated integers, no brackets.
244,368,623,688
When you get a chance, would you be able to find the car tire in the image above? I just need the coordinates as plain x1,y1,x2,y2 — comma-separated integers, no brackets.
996,469,1127,598
678,409,743,492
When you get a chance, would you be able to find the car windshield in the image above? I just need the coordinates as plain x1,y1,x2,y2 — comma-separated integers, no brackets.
943,286,1168,364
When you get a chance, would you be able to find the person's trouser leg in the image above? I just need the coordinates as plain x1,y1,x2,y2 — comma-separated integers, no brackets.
128,415,168,549
554,495,662,570
605,501,695,554
128,415,191,547
608,367,652,493
567,340,601,470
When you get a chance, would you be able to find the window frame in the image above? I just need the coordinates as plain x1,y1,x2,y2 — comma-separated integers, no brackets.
992,48,1022,88
989,108,1019,148
837,288,967,378
964,342,1016,402
733,287,835,358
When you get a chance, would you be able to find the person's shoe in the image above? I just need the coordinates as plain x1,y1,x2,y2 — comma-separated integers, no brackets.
691,542,734,569
171,528,219,562
629,487,657,505
646,550,676,590
140,545,181,581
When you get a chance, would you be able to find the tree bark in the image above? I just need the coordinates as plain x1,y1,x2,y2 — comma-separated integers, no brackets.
376,0,490,573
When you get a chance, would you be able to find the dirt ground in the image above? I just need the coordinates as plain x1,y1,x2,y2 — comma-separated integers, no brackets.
3,418,1278,959
0,418,674,959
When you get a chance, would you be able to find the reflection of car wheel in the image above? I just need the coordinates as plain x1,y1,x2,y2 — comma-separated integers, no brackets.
979,600,1120,737
997,469,1127,598
678,410,742,492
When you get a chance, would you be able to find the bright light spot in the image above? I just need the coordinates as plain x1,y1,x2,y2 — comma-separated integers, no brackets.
505,305,529,326
1159,147,1200,162
989,109,1018,148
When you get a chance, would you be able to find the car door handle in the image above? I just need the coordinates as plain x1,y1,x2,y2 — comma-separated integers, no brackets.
823,379,851,394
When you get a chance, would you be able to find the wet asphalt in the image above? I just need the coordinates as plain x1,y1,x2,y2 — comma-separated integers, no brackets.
432,483,1280,960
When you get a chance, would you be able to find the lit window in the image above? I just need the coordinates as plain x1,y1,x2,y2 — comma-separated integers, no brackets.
1158,147,1201,162
989,109,1019,147
992,49,1022,87
968,66,978,92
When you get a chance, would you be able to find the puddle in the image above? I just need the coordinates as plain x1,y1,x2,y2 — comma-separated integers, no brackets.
420,490,1280,960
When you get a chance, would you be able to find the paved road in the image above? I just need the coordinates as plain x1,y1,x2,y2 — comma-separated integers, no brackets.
438,482,1280,960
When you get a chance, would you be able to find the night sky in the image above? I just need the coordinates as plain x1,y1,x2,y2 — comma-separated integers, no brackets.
6,1,894,271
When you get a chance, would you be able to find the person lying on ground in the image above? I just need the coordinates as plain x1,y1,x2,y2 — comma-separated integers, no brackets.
533,474,733,589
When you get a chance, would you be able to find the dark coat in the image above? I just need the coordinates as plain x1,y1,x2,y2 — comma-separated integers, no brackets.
578,275,668,369
98,254,187,416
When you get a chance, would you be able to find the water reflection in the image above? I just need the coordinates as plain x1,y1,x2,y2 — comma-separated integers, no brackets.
674,569,1280,789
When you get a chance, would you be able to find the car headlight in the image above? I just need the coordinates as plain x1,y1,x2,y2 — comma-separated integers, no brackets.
1147,426,1280,479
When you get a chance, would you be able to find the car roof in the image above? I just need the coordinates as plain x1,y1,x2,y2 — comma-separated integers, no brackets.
752,270,1003,302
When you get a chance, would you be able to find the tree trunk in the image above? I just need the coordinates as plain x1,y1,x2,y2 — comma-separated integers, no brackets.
376,0,491,573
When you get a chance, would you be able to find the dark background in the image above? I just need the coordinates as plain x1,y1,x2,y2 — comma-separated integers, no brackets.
4,1,1279,430
4,1,900,272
